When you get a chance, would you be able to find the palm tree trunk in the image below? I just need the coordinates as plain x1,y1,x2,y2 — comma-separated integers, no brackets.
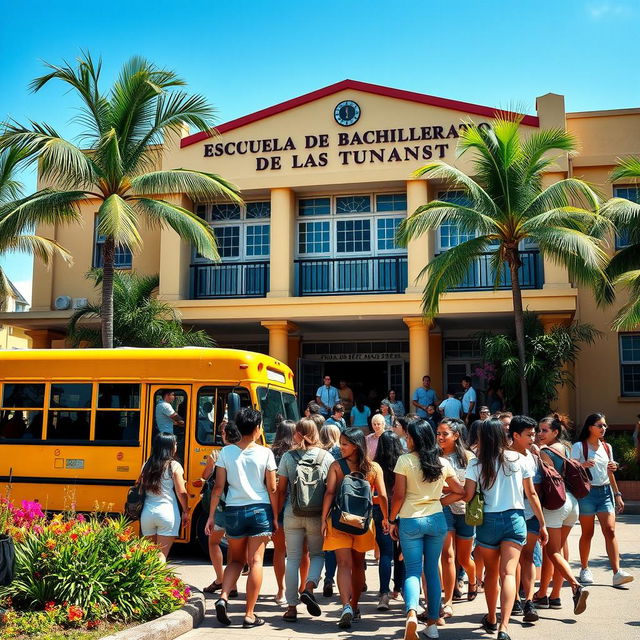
509,258,529,414
101,237,115,349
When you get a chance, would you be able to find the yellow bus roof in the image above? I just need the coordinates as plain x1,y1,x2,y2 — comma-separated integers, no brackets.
0,347,294,387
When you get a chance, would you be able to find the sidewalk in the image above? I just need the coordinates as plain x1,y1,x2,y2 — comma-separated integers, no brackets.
172,514,639,640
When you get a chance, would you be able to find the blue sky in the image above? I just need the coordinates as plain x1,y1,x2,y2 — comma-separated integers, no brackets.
1,0,638,303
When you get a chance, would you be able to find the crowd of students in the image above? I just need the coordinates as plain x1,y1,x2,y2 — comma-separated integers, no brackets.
137,404,635,640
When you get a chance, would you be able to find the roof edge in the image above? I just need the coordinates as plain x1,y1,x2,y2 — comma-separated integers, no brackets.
567,107,640,119
180,79,540,148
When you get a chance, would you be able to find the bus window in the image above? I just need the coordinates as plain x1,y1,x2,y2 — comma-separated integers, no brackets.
196,390,215,445
48,383,92,440
153,388,188,462
3,383,45,407
282,392,300,422
257,387,283,444
95,383,141,442
196,386,251,446
1,383,45,440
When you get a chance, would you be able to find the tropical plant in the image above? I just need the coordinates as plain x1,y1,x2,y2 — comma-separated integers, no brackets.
0,53,241,347
67,270,213,348
476,313,601,418
0,146,72,308
397,115,611,413
602,156,640,330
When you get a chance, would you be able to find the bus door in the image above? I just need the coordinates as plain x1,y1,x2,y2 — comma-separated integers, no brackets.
147,385,191,469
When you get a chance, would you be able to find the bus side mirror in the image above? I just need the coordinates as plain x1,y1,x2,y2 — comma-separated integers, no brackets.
228,392,241,422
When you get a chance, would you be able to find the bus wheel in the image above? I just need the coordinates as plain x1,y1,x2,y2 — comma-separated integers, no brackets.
192,506,210,557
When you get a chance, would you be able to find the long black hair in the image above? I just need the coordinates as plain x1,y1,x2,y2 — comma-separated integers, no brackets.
475,418,508,490
407,419,443,482
341,427,372,477
271,419,296,463
374,430,404,490
575,413,606,443
539,413,571,451
141,432,177,494
438,418,471,468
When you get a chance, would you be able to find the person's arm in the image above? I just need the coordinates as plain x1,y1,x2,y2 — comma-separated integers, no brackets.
372,464,389,534
388,473,406,541
192,454,215,488
523,476,548,544
463,477,477,503
441,474,465,505
275,473,289,516
172,464,190,528
608,465,624,514
204,466,227,535
467,390,476,416
265,467,279,532
411,390,423,411
321,462,339,537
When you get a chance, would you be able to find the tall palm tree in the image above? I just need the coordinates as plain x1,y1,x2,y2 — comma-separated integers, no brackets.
602,156,640,330
0,145,72,308
0,53,241,347
396,116,610,414
68,270,214,348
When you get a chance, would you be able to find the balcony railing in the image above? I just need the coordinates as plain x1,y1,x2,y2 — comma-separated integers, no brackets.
295,255,408,296
190,261,269,299
438,249,543,291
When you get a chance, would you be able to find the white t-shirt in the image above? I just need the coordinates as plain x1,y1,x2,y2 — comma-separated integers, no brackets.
144,460,182,507
465,450,532,512
216,443,277,506
156,401,175,434
571,441,612,486
519,451,540,520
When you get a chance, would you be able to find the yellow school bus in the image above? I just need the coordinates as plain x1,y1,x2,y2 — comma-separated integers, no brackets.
0,347,298,545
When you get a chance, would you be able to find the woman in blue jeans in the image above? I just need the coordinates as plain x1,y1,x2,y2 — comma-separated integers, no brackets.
373,430,405,610
389,418,464,640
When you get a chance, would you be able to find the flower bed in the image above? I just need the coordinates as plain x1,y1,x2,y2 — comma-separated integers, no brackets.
0,499,190,638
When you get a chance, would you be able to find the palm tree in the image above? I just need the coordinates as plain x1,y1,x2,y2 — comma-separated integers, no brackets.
0,145,72,308
0,53,241,347
396,116,610,414
68,270,213,348
602,156,640,330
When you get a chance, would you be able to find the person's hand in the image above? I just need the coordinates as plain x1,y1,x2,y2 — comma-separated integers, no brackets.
615,495,625,514
389,523,399,541
538,525,548,546
382,518,390,535
204,517,214,536
321,518,328,538
583,459,595,468
192,478,204,488
607,461,618,472
272,519,279,535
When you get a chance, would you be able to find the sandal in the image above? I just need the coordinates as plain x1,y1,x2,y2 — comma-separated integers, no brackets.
215,599,231,626
203,581,223,594
282,608,297,622
467,583,478,601
243,616,265,628
442,604,453,618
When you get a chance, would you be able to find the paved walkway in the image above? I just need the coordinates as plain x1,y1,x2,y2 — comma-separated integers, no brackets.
172,514,639,640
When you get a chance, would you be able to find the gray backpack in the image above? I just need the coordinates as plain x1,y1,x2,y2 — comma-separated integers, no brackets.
290,448,329,517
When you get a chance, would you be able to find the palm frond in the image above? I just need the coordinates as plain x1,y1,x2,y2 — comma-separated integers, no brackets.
606,244,640,279
0,146,30,203
521,206,614,238
0,266,11,310
610,156,640,182
133,197,219,261
523,178,601,220
520,128,577,182
97,194,143,250
610,270,640,330
0,234,73,265
601,196,640,232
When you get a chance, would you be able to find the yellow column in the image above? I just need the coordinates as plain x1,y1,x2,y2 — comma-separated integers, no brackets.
268,187,295,297
404,316,431,396
25,329,65,349
538,313,574,415
261,320,298,364
30,222,56,311
405,180,431,294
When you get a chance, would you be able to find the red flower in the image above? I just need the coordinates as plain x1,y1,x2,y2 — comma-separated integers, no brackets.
86,619,99,629
45,539,56,550
70,533,79,542
45,601,56,612
67,604,84,621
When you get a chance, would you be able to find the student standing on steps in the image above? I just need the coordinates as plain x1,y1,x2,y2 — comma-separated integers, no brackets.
572,412,634,588
205,408,278,629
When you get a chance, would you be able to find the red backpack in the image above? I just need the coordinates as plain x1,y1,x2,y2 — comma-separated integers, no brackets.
533,452,566,510
542,446,591,499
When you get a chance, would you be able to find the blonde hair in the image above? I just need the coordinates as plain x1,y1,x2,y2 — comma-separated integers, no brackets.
320,423,341,449
295,417,321,449
371,414,386,428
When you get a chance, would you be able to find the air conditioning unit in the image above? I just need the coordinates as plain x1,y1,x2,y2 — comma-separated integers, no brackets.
54,295,72,310
72,297,89,309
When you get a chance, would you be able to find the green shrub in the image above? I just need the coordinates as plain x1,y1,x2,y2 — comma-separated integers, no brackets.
607,432,640,481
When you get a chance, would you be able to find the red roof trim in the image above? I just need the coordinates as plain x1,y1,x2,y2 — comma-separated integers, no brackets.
180,79,540,148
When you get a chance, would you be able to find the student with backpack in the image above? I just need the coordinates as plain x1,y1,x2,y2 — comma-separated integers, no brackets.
321,428,389,629
571,413,634,587
531,415,590,613
275,418,333,622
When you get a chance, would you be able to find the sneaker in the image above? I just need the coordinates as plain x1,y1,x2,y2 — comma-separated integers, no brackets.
424,623,439,639
497,633,512,640
300,590,321,617
511,599,524,616
377,593,390,611
323,581,333,597
338,604,353,629
579,568,594,584
523,600,539,622
353,609,361,622
572,585,589,615
481,614,498,633
613,570,634,587
549,597,562,609
532,594,549,609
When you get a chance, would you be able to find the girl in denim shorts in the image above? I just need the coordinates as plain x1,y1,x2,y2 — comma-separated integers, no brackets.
464,419,547,640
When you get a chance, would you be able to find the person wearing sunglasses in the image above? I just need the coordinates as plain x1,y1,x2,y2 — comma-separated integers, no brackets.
571,413,634,588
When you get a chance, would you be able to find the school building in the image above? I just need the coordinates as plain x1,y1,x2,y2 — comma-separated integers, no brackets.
3,80,639,427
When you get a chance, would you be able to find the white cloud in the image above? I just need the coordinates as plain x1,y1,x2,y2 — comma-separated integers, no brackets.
587,2,633,19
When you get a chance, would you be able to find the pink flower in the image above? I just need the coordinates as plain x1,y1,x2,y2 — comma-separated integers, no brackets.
76,514,86,522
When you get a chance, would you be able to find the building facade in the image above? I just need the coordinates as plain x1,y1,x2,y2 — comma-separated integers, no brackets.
4,80,639,427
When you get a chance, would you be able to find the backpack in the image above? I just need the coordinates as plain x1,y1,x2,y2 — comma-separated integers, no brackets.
533,452,566,511
331,458,373,535
200,469,227,516
124,463,147,521
542,446,591,499
0,534,16,586
290,448,329,517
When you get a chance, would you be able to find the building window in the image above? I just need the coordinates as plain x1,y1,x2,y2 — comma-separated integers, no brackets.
620,334,640,397
613,186,639,249
93,215,133,269
436,191,476,251
296,193,406,258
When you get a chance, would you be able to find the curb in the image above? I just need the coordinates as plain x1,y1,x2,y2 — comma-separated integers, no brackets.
101,587,205,640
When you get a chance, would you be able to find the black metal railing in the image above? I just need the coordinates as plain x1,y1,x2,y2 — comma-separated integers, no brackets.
295,255,408,296
190,261,269,299
437,250,543,291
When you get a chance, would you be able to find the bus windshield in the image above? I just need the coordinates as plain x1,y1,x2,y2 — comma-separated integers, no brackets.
257,387,300,444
